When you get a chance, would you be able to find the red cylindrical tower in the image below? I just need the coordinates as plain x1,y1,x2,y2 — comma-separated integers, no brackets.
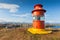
28,4,52,34
32,4,46,29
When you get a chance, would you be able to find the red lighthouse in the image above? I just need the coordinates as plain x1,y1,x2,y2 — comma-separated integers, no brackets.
32,4,45,29
28,4,52,34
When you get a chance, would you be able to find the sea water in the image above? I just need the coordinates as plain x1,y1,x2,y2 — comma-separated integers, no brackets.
51,26,60,28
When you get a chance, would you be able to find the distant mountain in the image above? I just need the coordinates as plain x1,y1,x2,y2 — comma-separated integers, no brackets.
0,22,32,24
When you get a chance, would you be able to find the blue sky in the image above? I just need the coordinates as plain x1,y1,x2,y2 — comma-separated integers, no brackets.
0,0,60,23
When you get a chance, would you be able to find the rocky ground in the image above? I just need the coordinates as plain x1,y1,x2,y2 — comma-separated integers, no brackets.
0,28,60,40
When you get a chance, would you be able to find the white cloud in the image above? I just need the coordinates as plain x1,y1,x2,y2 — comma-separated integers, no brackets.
0,3,20,13
0,18,19,22
0,18,32,23
0,13,32,23
0,18,11,22
45,20,60,23
12,13,31,17
11,13,32,23
45,14,49,18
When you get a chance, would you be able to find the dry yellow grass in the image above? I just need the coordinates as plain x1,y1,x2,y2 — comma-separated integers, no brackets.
0,28,60,40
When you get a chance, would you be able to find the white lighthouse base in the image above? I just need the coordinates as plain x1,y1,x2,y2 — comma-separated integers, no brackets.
28,27,52,34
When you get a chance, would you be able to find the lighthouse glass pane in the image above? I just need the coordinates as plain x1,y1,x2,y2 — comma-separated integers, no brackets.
33,16,37,20
33,16,36,20
33,16,40,20
37,16,40,20
40,16,45,21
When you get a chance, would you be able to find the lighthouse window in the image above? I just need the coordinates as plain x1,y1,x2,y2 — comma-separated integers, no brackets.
37,16,40,20
33,16,36,20
33,16,45,20
33,16,40,20
40,16,45,21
